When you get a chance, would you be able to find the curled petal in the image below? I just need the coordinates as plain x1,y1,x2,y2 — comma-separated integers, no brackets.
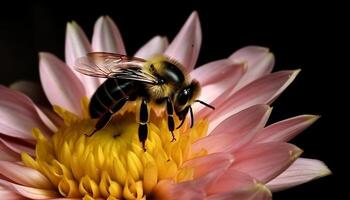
252,115,320,143
229,46,275,91
134,36,169,59
92,16,126,54
193,105,272,154
0,179,59,199
165,11,201,71
39,53,85,116
209,70,300,129
0,161,53,189
0,86,53,140
266,158,331,192
231,142,303,183
65,21,100,97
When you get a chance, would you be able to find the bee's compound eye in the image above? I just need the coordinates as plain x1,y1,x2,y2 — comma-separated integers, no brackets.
177,89,189,105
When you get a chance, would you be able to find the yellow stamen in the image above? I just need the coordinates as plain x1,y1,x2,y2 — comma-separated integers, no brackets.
22,102,208,199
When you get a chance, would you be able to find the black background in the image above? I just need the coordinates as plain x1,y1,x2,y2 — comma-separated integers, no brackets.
0,1,346,199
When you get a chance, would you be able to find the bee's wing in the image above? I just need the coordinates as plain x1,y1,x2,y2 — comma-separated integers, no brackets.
75,52,159,84
74,52,144,77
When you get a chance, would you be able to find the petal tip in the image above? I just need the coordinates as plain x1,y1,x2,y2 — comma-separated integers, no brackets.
255,182,272,197
290,147,303,161
306,115,321,123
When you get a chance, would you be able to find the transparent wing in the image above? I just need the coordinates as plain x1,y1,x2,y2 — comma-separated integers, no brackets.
74,52,159,84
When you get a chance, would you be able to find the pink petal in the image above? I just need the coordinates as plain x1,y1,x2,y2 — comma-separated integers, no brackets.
175,168,227,199
182,152,234,178
0,186,25,200
0,86,52,140
65,22,100,97
191,59,246,114
165,11,201,72
65,21,91,68
39,52,85,116
0,136,35,155
207,183,272,200
231,142,303,183
0,161,53,189
134,36,169,59
209,104,271,135
0,140,19,161
266,158,331,192
192,105,271,154
0,179,59,199
9,82,59,132
9,80,49,106
92,16,126,54
252,115,320,143
229,46,275,91
209,70,300,129
0,137,34,156
208,169,256,195
207,169,272,200
153,180,204,200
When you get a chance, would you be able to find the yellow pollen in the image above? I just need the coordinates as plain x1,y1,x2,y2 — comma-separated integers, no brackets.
21,101,208,199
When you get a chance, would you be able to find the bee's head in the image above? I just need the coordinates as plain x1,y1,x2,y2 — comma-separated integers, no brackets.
174,80,200,120
174,80,215,129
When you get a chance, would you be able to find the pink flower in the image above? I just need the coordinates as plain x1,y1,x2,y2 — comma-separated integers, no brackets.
0,11,330,199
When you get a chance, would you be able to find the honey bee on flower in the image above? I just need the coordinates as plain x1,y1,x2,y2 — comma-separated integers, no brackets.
0,12,330,199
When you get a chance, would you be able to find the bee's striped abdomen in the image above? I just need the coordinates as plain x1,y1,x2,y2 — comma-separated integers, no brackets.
89,78,138,118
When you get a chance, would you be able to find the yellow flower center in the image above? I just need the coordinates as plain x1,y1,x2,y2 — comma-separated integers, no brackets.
21,100,208,199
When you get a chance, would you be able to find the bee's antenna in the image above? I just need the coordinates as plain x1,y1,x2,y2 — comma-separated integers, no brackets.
195,100,215,110
189,106,194,128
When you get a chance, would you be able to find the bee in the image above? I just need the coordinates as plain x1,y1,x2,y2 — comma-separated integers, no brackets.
75,52,214,150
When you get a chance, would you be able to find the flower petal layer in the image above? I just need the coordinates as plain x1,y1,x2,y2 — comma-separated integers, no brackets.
229,46,275,91
65,22,99,97
0,139,19,161
207,183,272,200
182,152,234,178
0,161,53,189
266,158,331,192
39,53,85,116
231,142,302,183
193,105,271,154
252,115,320,143
0,186,25,200
208,169,256,195
165,11,201,72
9,80,49,106
92,16,126,54
191,59,246,114
0,86,52,140
209,70,300,129
0,137,34,156
0,179,59,199
134,36,169,59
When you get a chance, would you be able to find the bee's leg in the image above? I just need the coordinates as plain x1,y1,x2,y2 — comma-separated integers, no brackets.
86,97,128,137
166,98,176,142
138,98,149,151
